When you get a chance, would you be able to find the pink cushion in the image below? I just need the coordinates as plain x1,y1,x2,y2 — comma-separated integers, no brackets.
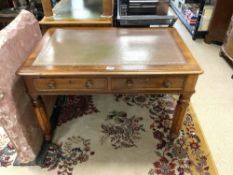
0,10,43,163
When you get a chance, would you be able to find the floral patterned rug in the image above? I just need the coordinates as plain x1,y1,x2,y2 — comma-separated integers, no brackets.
0,95,218,175
0,127,17,167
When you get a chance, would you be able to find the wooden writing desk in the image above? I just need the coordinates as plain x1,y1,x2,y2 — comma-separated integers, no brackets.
17,28,202,140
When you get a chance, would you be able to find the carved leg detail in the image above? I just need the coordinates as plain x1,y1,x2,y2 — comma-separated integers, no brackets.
171,93,191,139
32,96,51,141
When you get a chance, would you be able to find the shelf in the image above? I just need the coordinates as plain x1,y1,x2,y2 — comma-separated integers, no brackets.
170,2,195,34
170,0,208,39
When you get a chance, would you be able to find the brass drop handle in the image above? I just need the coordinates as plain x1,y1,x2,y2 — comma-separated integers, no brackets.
85,80,93,89
163,80,172,88
126,79,134,88
47,80,56,89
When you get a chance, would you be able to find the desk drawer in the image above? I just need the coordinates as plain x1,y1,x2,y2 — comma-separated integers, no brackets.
34,78,108,91
111,77,184,90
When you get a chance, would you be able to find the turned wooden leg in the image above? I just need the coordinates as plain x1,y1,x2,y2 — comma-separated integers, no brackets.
171,93,191,139
31,96,51,141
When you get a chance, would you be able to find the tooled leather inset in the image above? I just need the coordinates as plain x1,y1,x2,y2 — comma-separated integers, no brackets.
33,29,186,66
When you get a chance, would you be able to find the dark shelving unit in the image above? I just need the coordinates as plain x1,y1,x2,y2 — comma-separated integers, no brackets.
170,0,212,40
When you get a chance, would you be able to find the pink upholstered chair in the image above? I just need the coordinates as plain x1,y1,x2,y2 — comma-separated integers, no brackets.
0,10,46,163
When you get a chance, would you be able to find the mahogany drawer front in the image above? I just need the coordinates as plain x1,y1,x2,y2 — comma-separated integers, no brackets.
33,78,108,91
111,77,185,90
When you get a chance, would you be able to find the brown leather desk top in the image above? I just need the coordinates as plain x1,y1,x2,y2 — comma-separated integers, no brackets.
33,29,186,66
17,27,202,76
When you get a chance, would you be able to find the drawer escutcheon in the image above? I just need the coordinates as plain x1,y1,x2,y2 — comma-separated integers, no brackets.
126,79,134,89
85,80,94,89
162,80,172,88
